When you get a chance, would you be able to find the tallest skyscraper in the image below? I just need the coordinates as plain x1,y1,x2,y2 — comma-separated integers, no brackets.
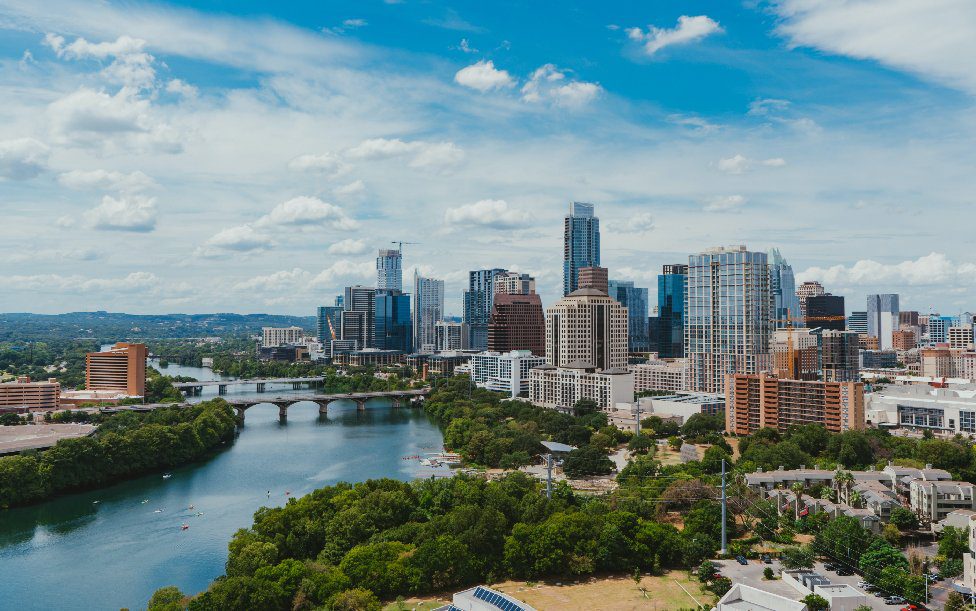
563,202,600,296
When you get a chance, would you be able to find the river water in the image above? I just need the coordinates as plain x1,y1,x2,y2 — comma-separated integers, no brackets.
0,361,448,610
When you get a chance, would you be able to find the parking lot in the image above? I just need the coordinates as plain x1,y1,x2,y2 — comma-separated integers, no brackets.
713,558,914,610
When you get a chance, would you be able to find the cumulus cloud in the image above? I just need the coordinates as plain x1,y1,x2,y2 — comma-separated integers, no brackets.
327,238,368,255
0,138,49,180
84,194,158,232
521,64,601,107
47,87,181,152
234,267,311,291
799,252,976,287
454,60,515,92
256,196,358,230
199,224,274,255
704,194,746,212
58,169,156,192
444,199,532,229
165,79,198,97
770,0,976,95
717,154,787,174
311,260,376,288
288,152,350,177
626,15,722,56
45,34,157,90
346,138,464,170
608,212,655,234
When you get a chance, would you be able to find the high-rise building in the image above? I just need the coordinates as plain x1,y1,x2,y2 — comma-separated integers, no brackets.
848,311,868,335
463,268,507,350
494,272,535,296
563,202,600,296
893,328,918,351
867,294,900,350
488,292,546,356
577,266,608,295
769,248,801,327
86,343,147,397
0,376,61,411
686,245,773,394
657,264,687,358
805,294,846,330
726,374,864,435
772,328,822,381
609,279,649,353
900,311,920,328
796,281,826,320
376,248,402,292
374,291,412,353
471,350,546,398
262,326,305,348
316,305,343,344
342,285,376,348
820,330,860,382
545,288,628,370
412,272,444,353
948,325,975,350
928,315,957,345
434,321,469,351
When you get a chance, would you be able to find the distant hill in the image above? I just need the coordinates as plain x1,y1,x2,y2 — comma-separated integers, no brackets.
0,311,316,342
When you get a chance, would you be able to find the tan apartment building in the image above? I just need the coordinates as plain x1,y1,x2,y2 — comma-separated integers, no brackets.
725,373,864,435
0,376,61,411
86,342,147,397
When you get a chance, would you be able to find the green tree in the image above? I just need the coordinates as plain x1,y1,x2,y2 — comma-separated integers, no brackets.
780,546,814,570
331,588,382,611
562,445,614,478
802,594,829,611
572,398,599,416
889,506,919,531
148,586,186,611
858,539,908,584
628,435,654,455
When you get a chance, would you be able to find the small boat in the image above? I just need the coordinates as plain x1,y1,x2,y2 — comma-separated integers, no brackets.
188,505,195,510
181,524,189,530
196,512,204,517
162,474,172,479
154,509,163,513
92,500,100,505
141,499,149,504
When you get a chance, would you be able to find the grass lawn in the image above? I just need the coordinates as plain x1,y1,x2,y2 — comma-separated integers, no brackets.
382,601,448,611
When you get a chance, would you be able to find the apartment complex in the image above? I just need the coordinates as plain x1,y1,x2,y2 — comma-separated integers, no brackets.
86,342,147,397
529,364,633,412
725,373,864,435
434,321,469,352
0,376,61,411
493,271,535,296
262,326,304,348
630,357,690,393
795,280,825,320
471,350,545,398
412,272,444,353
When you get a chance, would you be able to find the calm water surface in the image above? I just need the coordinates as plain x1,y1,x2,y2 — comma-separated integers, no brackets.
0,361,447,610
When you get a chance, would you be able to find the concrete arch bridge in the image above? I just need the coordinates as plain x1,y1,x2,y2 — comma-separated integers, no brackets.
226,388,429,420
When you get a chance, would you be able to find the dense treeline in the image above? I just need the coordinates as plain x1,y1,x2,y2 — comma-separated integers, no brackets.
0,399,237,508
150,473,724,611
149,337,256,368
0,338,98,389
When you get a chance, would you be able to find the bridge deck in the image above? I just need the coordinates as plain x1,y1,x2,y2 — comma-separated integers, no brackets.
172,376,324,389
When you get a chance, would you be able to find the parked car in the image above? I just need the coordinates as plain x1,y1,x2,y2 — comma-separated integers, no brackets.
884,596,906,605
928,573,942,581
736,555,748,565
857,580,871,589
836,568,853,576
761,555,773,564
824,562,838,571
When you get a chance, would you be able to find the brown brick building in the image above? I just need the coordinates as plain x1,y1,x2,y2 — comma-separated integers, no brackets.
86,342,147,397
487,292,546,357
0,376,61,412
577,266,608,295
725,373,864,435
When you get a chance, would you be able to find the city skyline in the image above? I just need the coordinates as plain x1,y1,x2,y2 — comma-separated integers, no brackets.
2,1,975,315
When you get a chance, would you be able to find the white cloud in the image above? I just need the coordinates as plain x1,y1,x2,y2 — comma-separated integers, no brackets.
58,169,156,192
626,15,722,56
521,64,601,107
256,196,358,230
454,60,514,92
343,18,367,28
333,180,365,197
717,154,787,174
0,138,49,180
704,194,746,212
310,259,375,288
47,87,181,152
46,34,157,89
457,38,478,54
748,98,791,116
799,252,976,287
0,271,162,293
608,212,655,234
288,152,350,177
770,0,976,95
327,238,368,255
200,224,274,254
84,194,158,232
233,267,311,291
165,79,198,97
444,199,532,229
669,114,720,133
346,138,465,170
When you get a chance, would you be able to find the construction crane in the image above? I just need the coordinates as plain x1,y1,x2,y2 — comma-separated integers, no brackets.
391,241,419,253
772,313,847,379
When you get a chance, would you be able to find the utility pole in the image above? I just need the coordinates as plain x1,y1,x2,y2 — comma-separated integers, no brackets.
635,400,641,436
720,458,728,556
545,454,553,500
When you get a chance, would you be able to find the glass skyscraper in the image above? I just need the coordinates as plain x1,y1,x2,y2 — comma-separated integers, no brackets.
376,248,402,292
768,248,801,328
412,271,444,353
374,291,412,353
463,268,507,350
866,294,899,349
563,202,600,296
686,246,773,394
657,264,687,358
316,305,343,343
608,279,649,353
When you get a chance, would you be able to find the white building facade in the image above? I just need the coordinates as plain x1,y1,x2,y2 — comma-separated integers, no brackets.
471,350,545,398
529,364,633,412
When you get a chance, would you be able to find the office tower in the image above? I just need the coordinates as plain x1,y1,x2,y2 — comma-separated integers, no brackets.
686,246,773,394
805,294,846,330
342,285,376,348
928,315,956,345
316,306,343,343
769,248,801,327
577,266,608,295
820,330,860,382
563,202,600,296
796,281,826,319
867,294,900,350
494,272,535,296
488,292,545,356
848,311,868,335
262,326,304,347
609,279,649,353
434,321,469,351
86,343,147,397
376,248,402,292
900,311,920,327
374,291,412,352
463,268,507,350
726,374,864,435
545,288,628,370
657,264,687,358
412,272,444,353
0,376,61,411
948,324,975,350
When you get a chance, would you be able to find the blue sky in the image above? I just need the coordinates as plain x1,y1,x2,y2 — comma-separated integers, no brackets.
1,0,974,317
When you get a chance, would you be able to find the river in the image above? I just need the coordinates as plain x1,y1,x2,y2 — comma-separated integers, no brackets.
0,360,448,610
